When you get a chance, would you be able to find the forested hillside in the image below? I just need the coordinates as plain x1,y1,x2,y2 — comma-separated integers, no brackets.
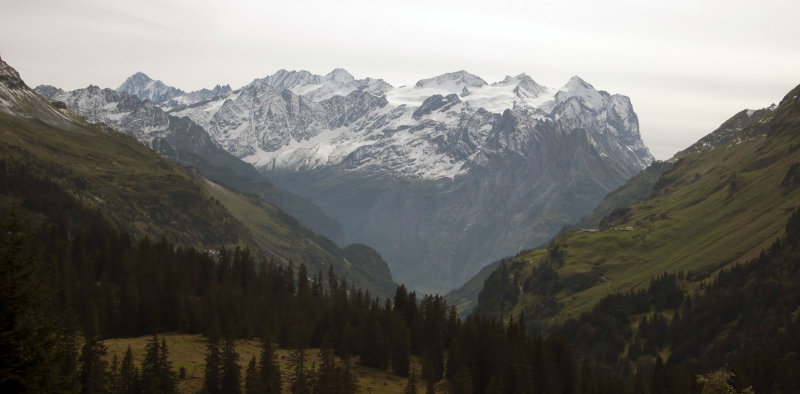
468,84,800,393
0,58,395,298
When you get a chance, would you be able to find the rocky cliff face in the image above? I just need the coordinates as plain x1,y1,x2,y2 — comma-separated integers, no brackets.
163,69,652,291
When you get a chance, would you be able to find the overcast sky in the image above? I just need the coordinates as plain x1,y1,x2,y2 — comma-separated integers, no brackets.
1,0,799,159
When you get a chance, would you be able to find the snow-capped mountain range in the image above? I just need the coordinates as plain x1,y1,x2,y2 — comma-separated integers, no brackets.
42,67,653,291
156,69,650,183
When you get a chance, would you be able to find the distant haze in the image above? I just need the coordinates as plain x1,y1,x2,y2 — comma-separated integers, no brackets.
1,0,799,159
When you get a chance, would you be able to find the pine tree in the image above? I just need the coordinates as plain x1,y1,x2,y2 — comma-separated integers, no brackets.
78,337,107,394
158,338,177,394
139,335,176,394
220,338,242,394
360,310,388,369
391,315,411,377
244,356,258,394
290,349,311,394
108,353,120,394
339,357,358,394
118,346,139,394
313,346,337,393
258,338,281,393
140,335,160,393
139,335,178,394
202,339,221,394
421,348,444,387
55,330,81,394
0,214,64,392
651,355,670,394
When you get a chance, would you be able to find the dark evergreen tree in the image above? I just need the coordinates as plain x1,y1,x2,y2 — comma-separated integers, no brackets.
118,346,140,394
651,356,670,394
108,353,120,394
220,338,242,394
139,335,176,394
391,314,411,377
339,357,358,394
0,213,65,392
290,349,311,394
202,339,221,394
78,337,107,394
313,346,338,394
56,330,81,394
244,356,258,394
421,347,444,387
258,338,282,393
158,339,177,394
140,335,160,392
360,309,388,369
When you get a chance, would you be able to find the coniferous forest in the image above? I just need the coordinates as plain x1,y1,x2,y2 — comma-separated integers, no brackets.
6,145,800,393
1,162,626,393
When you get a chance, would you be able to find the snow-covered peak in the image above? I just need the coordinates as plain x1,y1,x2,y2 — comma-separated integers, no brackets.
259,69,321,91
388,72,555,114
415,71,488,91
34,84,66,98
493,73,535,87
562,75,593,91
122,71,151,85
554,75,605,110
276,69,391,102
322,68,355,84
358,78,394,95
513,74,547,99
160,84,234,111
117,72,184,104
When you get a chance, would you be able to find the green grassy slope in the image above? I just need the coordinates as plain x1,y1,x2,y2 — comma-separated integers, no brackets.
202,179,396,296
476,83,800,326
575,160,674,229
0,111,254,249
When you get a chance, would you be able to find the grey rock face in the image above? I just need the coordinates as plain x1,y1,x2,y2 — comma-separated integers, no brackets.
413,94,462,119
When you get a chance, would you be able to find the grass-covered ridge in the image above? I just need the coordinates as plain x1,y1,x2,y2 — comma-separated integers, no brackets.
0,111,252,249
476,83,800,326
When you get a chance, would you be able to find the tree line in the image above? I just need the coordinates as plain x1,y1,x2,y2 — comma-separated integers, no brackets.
1,157,781,393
